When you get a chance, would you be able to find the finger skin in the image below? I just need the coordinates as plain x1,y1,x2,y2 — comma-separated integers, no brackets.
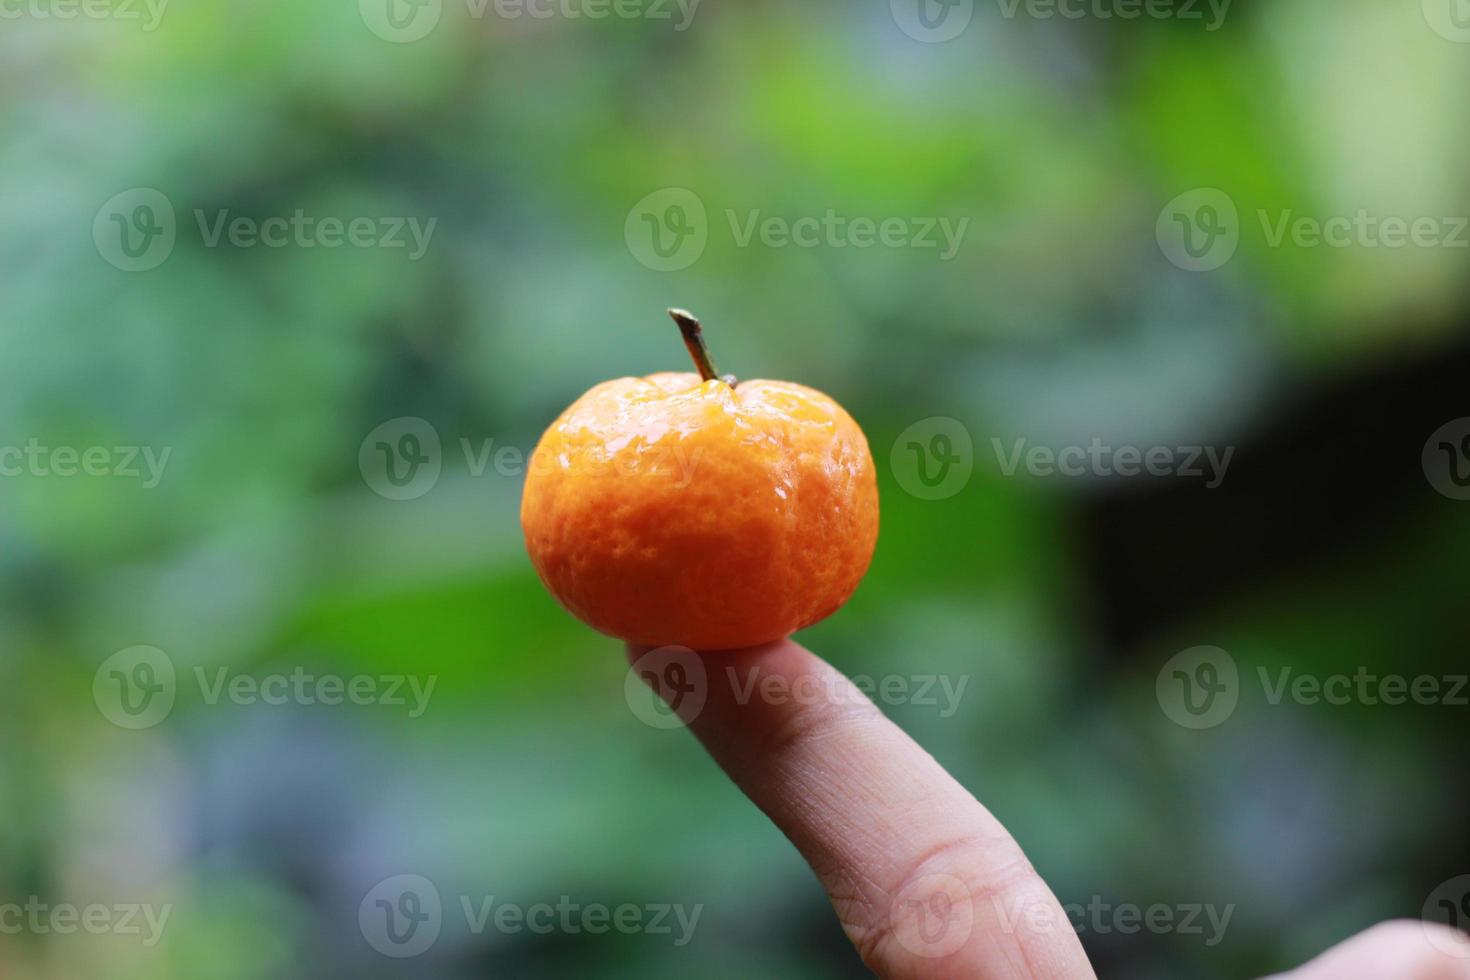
629,639,1096,980
1267,920,1470,980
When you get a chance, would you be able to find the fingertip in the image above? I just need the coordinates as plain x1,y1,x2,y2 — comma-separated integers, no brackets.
624,636,804,665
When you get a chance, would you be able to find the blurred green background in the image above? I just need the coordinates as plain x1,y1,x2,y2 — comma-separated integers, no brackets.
2,0,1469,976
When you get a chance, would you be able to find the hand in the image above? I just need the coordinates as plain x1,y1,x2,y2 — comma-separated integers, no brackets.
630,639,1470,980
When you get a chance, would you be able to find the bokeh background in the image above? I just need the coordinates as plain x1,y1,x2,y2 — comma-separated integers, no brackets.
3,0,1469,976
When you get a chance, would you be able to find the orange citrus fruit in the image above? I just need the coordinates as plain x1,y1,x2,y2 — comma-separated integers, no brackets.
521,310,879,650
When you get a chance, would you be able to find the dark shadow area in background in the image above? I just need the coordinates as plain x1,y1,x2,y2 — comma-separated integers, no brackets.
1078,321,1469,654
1075,319,1470,972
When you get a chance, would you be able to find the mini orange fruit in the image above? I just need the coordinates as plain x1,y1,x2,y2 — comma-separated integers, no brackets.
521,310,879,651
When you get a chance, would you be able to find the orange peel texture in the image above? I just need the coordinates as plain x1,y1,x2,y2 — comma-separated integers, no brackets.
521,372,879,650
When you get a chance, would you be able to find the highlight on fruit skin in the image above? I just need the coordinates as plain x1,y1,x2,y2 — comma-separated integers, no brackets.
520,310,879,651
